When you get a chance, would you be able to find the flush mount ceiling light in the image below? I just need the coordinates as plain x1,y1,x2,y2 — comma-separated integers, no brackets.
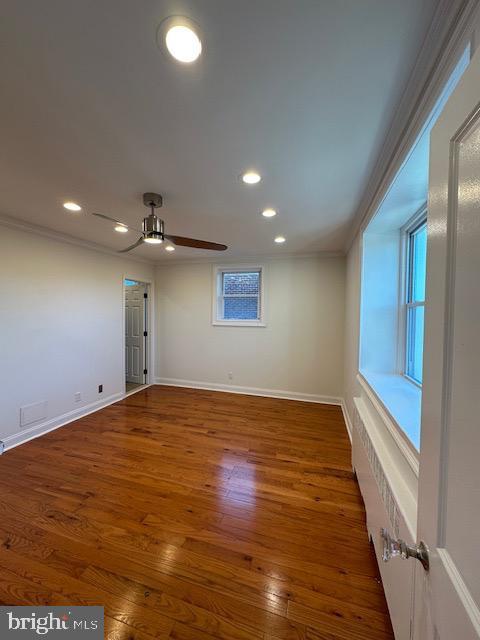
165,245,175,252
262,208,277,218
242,171,261,185
114,224,128,233
158,17,202,63
63,201,82,212
166,26,202,62
274,236,286,244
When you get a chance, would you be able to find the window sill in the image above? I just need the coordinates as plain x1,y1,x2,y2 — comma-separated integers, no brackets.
212,320,266,327
359,370,421,456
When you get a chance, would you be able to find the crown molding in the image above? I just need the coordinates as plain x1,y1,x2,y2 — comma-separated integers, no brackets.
0,212,345,266
0,212,153,265
345,0,479,251
154,250,344,267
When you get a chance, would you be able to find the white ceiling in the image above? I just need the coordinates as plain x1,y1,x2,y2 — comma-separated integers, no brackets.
0,0,438,261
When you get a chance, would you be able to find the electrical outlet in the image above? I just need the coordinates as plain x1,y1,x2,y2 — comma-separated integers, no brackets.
98,384,103,393
228,372,233,380
74,392,82,403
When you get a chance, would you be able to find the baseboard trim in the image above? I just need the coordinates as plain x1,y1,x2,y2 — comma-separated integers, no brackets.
2,391,125,451
155,377,342,406
125,384,151,398
341,400,353,443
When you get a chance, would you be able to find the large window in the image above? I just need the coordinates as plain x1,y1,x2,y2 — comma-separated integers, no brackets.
213,266,265,326
358,46,470,452
405,220,427,385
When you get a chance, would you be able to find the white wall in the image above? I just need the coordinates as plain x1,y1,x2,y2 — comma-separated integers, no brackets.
0,224,154,444
155,256,345,400
343,235,362,418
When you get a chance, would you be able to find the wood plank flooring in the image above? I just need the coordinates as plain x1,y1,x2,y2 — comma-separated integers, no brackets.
0,386,393,639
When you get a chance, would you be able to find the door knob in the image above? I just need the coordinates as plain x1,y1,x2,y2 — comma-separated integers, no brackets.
380,528,429,571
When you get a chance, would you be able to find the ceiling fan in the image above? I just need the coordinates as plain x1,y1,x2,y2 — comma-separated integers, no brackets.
93,192,228,253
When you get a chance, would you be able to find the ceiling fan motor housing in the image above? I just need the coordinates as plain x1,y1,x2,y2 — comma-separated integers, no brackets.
142,193,164,241
143,213,164,241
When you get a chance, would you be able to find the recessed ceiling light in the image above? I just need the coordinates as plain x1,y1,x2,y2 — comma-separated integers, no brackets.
262,208,277,218
242,171,261,185
165,22,202,63
63,201,82,212
165,245,175,252
274,236,286,244
114,224,128,233
143,236,163,245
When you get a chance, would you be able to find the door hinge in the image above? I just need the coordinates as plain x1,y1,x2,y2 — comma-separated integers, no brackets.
143,369,148,375
143,331,148,337
144,293,148,299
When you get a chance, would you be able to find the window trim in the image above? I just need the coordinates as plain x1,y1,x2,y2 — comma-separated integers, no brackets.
212,265,266,327
400,208,427,387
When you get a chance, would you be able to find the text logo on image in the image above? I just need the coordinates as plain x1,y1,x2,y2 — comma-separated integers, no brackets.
0,607,104,638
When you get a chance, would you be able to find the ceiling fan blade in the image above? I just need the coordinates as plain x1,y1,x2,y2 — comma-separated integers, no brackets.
165,234,228,251
118,237,145,253
92,213,143,234
93,212,127,225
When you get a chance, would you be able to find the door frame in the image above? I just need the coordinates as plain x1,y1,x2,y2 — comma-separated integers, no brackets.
122,274,155,391
412,42,480,639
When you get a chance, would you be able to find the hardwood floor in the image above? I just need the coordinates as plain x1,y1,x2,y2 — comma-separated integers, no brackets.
0,386,393,640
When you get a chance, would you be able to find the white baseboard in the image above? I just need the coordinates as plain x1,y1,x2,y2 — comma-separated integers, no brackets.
1,391,125,451
341,400,353,443
125,383,151,398
155,377,342,406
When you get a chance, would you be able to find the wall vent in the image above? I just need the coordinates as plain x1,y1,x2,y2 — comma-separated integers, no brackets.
20,400,48,428
353,404,400,537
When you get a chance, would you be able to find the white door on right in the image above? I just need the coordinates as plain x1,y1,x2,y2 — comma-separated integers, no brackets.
414,45,480,639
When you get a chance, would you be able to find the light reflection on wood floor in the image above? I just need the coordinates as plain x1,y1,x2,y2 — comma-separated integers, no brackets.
0,386,394,639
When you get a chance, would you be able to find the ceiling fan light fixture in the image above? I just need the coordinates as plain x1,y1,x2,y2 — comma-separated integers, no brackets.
274,236,286,244
63,201,82,212
165,245,175,252
143,234,163,245
114,224,128,233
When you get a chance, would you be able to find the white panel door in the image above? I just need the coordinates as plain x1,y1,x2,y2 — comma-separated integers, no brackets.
125,283,145,384
414,46,480,639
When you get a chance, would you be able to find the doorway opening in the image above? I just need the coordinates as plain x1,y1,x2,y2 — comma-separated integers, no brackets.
124,278,149,394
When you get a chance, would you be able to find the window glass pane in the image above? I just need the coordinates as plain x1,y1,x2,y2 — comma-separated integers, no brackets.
223,272,259,295
407,305,425,384
224,296,259,320
411,223,427,302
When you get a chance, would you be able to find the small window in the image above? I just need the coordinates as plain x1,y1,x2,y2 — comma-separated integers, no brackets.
213,266,265,326
405,220,427,384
